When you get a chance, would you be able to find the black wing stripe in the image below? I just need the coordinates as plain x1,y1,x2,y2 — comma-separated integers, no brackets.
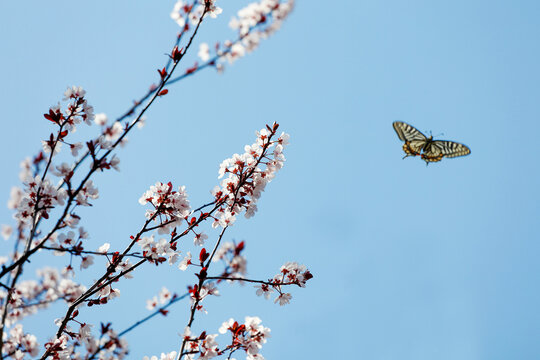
432,141,471,158
392,121,427,142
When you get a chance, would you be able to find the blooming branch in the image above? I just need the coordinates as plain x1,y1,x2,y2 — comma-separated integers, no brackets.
0,1,307,359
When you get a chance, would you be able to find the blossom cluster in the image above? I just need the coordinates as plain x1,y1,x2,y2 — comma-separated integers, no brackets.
255,262,313,306
188,282,220,306
41,86,94,158
12,175,67,225
165,316,270,360
49,86,95,130
195,0,295,66
97,119,128,151
4,85,106,246
2,325,39,359
44,322,129,360
138,235,179,265
212,241,247,279
181,327,219,360
211,124,289,228
42,86,124,174
146,287,174,311
219,316,270,360
0,268,86,329
171,0,223,29
139,182,191,234
230,0,294,37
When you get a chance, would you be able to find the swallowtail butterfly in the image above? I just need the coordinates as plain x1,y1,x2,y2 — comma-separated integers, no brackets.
393,121,470,164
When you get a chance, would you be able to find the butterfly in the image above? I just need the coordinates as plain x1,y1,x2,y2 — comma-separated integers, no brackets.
392,121,471,164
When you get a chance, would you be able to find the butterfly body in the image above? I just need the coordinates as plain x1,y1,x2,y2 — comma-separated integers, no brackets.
393,121,470,165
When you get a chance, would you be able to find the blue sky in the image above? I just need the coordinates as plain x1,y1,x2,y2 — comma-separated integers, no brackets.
1,0,540,359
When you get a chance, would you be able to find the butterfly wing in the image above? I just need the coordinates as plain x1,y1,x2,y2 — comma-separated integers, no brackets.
392,121,427,142
422,140,470,163
393,121,427,157
430,140,471,158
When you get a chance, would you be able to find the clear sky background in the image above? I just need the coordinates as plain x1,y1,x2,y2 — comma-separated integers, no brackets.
1,1,540,359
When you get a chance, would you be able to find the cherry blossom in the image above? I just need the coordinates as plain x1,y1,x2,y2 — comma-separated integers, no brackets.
136,115,147,129
63,86,86,100
193,232,208,246
78,323,93,343
139,182,191,234
0,1,308,357
57,231,76,247
218,316,271,359
278,261,312,288
190,282,220,305
159,287,172,304
204,0,222,19
2,324,40,358
199,333,219,359
274,292,291,306
198,43,210,61
14,175,68,224
41,140,62,155
75,179,99,206
97,243,110,254
255,283,273,300
178,252,192,271
50,162,73,178
170,0,188,28
146,296,159,311
138,235,180,264
213,241,247,278
80,256,94,269
94,112,108,126
211,124,290,227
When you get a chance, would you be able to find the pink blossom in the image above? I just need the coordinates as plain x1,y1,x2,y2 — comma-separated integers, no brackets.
97,243,110,254
159,287,172,304
170,0,187,28
42,139,62,154
274,292,292,306
198,43,210,61
146,296,158,311
194,232,208,246
139,182,191,234
94,113,108,126
199,333,219,359
80,256,94,270
255,284,273,299
70,142,83,156
178,252,192,271
14,176,68,224
75,179,99,206
63,86,86,100
78,323,93,342
212,125,289,223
